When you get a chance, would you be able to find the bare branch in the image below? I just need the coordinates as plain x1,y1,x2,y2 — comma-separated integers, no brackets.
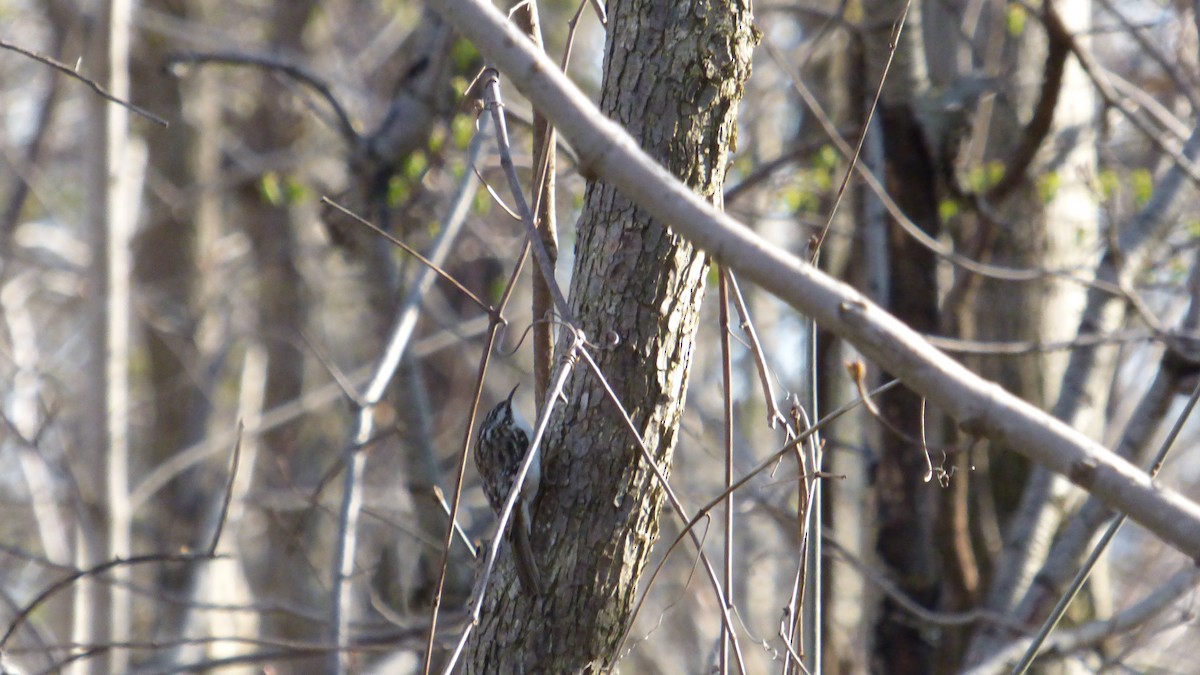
167,50,358,143
0,38,167,126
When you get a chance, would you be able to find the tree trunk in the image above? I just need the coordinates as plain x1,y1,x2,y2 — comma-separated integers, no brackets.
130,1,212,657
963,1,1101,667
464,0,755,670
860,0,943,672
79,1,135,671
231,2,321,663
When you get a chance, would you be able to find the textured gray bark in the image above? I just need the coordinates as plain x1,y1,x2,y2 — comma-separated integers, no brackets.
464,0,755,670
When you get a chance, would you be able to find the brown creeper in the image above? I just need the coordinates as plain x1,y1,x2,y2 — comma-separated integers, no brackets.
476,384,543,594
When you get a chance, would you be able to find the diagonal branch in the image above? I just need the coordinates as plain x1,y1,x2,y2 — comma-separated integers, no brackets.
432,0,1200,559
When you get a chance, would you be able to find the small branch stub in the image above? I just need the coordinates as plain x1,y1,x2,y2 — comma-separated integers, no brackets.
1067,457,1100,489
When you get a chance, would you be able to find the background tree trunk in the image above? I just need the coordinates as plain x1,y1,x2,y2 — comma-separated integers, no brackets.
959,2,1102,668
79,1,136,671
861,0,944,671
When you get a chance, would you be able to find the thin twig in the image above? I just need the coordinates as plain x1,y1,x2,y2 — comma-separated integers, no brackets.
718,270,734,673
560,0,592,71
207,422,244,555
1,36,63,257
848,359,945,453
0,553,222,649
431,486,477,557
824,536,1022,630
0,38,167,126
480,69,574,322
924,329,1160,355
808,0,911,262
512,0,560,411
321,197,490,313
167,50,358,142
791,398,822,670
299,330,367,406
724,271,785,427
